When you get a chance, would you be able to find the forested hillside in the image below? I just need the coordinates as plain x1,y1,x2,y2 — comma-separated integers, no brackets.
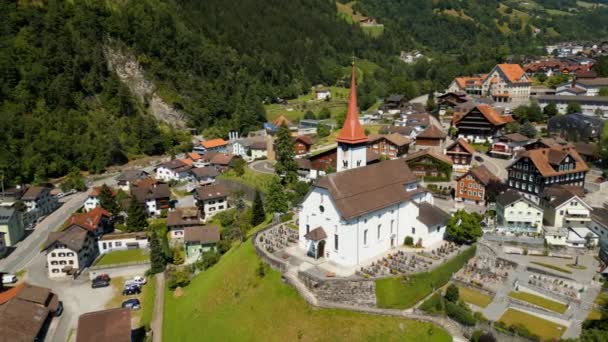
2,0,608,185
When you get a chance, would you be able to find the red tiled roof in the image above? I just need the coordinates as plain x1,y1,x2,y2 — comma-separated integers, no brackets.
0,283,25,305
67,207,111,231
446,138,476,155
495,64,527,84
187,152,202,160
457,165,499,185
336,63,368,145
201,139,228,149
454,104,513,126
295,135,313,146
513,147,589,177
416,125,447,139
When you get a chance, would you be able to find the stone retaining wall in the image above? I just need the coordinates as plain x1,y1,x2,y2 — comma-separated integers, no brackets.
297,271,376,307
252,224,288,273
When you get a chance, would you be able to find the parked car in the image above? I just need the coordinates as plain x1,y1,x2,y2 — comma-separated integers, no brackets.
94,274,111,282
91,278,110,289
474,155,484,162
54,301,64,316
2,274,17,284
122,286,141,296
122,299,141,310
126,276,147,286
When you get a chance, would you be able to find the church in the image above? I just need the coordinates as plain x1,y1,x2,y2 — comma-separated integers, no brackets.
298,64,450,267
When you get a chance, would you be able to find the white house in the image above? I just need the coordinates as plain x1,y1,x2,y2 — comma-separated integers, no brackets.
590,206,608,246
115,170,149,192
315,88,331,100
194,183,229,221
98,232,149,254
155,159,193,182
84,186,115,212
21,186,58,217
43,225,98,278
541,186,592,229
480,64,531,106
495,190,544,234
297,64,450,268
556,78,608,97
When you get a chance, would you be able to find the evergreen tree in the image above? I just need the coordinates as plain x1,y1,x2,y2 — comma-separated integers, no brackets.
519,122,537,138
265,177,288,214
274,125,298,184
150,230,166,274
543,103,559,118
444,284,459,302
251,190,266,226
98,184,119,214
567,102,582,114
126,197,148,232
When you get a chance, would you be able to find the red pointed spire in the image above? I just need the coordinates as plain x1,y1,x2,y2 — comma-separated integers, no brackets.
336,62,367,144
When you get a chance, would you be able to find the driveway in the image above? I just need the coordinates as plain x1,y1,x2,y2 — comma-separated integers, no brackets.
475,153,509,180
0,192,87,274
249,160,275,175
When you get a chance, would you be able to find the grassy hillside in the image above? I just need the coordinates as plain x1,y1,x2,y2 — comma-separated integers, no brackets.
163,238,451,341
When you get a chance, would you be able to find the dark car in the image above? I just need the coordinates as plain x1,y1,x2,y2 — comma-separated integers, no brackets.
122,286,141,296
474,155,484,162
122,299,141,310
94,274,111,282
91,278,110,289
54,301,64,317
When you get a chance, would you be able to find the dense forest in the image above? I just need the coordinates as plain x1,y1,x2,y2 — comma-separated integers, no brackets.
2,0,608,185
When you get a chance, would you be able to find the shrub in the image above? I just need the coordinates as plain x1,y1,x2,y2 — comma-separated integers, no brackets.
473,311,488,323
420,293,444,314
256,261,268,278
281,212,294,222
445,301,476,326
444,284,459,302
195,250,221,271
404,236,414,246
167,268,191,289
172,244,185,265
160,209,168,218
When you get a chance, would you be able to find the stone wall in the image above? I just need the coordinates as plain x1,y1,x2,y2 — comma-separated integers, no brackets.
252,224,288,273
297,271,376,307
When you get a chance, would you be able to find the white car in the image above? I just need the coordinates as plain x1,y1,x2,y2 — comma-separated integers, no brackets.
2,274,17,284
126,276,147,286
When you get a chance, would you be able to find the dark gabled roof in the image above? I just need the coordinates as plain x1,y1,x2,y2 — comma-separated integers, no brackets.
458,165,499,186
210,153,238,166
190,166,219,179
591,206,608,228
131,182,170,203
577,77,608,87
446,138,476,155
250,141,268,150
502,133,531,143
574,142,598,157
167,207,201,228
496,189,532,207
304,227,327,241
295,135,313,146
542,185,586,208
184,225,221,244
158,159,189,171
384,125,415,136
367,133,411,147
416,125,447,139
21,186,51,201
116,170,148,182
314,159,424,220
296,158,312,170
404,149,453,166
43,225,90,252
195,183,228,201
417,203,449,227
0,295,50,342
76,308,132,342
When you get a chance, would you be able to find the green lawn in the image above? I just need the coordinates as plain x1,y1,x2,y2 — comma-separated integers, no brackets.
95,249,149,266
509,291,568,313
530,261,573,274
375,246,476,309
140,279,156,328
458,286,493,308
588,308,603,320
470,143,490,153
218,167,276,193
499,308,567,340
265,86,349,122
163,238,451,342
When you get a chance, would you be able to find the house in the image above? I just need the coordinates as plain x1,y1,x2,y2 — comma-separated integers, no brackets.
194,183,229,221
480,64,531,105
155,159,193,182
437,92,470,114
452,104,513,143
293,135,314,155
414,125,447,148
298,158,450,267
209,153,241,172
537,95,608,117
76,308,132,342
506,147,589,201
359,17,378,25
447,75,486,96
589,206,608,262
130,179,171,216
190,166,219,186
0,232,6,257
97,232,149,254
184,225,221,264
396,113,431,131
556,77,608,97
489,133,533,159
0,283,61,341
574,142,599,163
547,113,604,142
0,207,24,247
249,140,268,159
167,207,203,241
230,135,267,159
383,125,416,139
445,138,476,172
182,152,207,168
193,138,229,154
84,186,117,212
367,133,410,159
21,186,58,218
380,94,406,114
43,225,98,278
495,190,544,234
404,149,453,181
455,165,500,204
523,137,571,151
66,207,113,238
115,170,149,192
315,88,331,100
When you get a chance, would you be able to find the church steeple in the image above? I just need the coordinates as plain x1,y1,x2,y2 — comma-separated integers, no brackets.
336,62,367,172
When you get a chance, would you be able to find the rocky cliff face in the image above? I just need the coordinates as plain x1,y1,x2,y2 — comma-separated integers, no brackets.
104,45,187,129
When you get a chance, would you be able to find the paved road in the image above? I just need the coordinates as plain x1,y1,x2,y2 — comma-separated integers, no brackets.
476,153,509,180
0,192,88,274
249,160,275,174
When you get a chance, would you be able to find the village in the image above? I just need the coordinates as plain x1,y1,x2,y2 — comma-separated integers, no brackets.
3,52,608,342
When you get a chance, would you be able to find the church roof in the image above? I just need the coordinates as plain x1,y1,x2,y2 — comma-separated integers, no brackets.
417,202,450,227
336,64,368,145
314,159,424,220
